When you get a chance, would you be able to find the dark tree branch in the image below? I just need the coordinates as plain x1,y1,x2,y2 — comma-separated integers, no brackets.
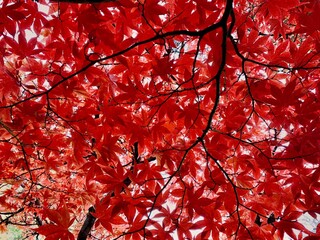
77,143,155,240
77,207,96,240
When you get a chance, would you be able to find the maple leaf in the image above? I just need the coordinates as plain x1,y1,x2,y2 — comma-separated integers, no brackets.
34,201,75,240
295,1,320,35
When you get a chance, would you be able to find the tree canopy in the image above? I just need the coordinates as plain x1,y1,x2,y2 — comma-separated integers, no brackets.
0,0,319,239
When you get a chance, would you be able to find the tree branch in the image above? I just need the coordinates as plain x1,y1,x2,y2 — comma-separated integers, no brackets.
77,143,155,240
77,207,96,240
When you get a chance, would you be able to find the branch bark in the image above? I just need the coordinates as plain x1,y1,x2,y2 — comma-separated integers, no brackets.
77,207,96,240
77,143,156,240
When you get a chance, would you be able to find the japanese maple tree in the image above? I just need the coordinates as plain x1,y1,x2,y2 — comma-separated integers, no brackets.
0,0,319,239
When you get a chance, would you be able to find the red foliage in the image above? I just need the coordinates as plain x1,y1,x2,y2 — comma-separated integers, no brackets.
0,0,319,239
34,201,75,240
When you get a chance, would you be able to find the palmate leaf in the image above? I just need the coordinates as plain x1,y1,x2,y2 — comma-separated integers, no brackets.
34,201,75,239
34,224,75,240
50,0,115,3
